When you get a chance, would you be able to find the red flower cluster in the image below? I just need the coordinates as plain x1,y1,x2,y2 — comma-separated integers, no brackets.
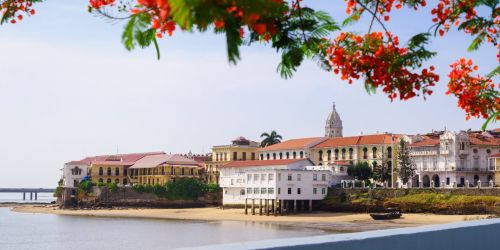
326,32,439,101
447,58,500,120
344,0,427,21
431,0,477,36
132,0,175,38
1,0,36,24
89,0,114,9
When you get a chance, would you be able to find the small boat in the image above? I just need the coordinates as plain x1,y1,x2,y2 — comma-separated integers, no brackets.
370,208,402,220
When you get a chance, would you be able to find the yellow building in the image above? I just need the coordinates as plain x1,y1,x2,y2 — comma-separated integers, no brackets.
88,152,165,185
489,153,500,184
128,154,202,185
205,137,260,184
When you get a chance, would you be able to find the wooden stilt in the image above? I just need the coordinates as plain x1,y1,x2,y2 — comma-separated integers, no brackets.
265,199,269,216
309,200,313,212
259,199,263,216
244,198,248,215
252,199,255,215
293,200,297,214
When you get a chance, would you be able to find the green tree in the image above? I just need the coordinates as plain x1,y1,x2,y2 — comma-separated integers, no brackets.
397,138,416,185
260,130,283,147
372,161,391,184
347,162,372,181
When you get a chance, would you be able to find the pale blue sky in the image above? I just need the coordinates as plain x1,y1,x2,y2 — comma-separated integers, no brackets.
0,1,497,187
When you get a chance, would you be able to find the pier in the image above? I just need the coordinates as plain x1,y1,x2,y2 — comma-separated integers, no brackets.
0,188,56,200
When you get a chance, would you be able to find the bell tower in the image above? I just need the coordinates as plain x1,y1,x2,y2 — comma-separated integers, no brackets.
325,102,343,138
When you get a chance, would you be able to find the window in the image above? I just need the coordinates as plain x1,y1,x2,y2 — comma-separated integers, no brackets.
293,152,297,159
460,142,465,150
242,152,247,160
233,152,238,161
115,178,119,183
321,174,326,181
318,150,323,161
473,148,478,154
300,151,304,158
247,174,252,182
363,148,368,159
372,147,377,158
260,154,264,160
487,149,491,154
387,147,392,159
107,167,112,176
261,188,267,194
341,148,346,159
287,188,292,195
313,188,317,194
327,150,331,161
253,188,259,194
99,178,103,183
268,173,274,181
181,168,185,176
279,153,283,159
297,188,301,195
288,174,292,181
216,153,219,161
123,179,127,185
278,173,281,181
99,167,103,176
278,188,281,194
107,178,111,184
261,174,266,181
273,153,277,160
313,174,318,181
286,152,290,159
322,188,326,194
247,188,252,194
268,188,274,194
267,153,270,160
115,168,120,176
190,168,194,175
240,189,245,195
254,174,259,181
251,152,255,160
224,152,227,161
170,167,174,175
297,174,301,181
349,148,353,159
334,149,339,160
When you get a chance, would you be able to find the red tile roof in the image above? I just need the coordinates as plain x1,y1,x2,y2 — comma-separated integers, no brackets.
75,152,165,165
313,134,400,149
222,159,310,168
64,160,89,165
410,136,440,147
468,133,500,146
130,154,201,169
259,137,326,151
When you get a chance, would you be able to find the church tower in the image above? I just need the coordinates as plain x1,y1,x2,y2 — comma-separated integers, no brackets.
325,102,343,138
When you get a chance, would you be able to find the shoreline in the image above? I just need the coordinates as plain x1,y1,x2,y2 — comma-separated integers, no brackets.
11,205,495,233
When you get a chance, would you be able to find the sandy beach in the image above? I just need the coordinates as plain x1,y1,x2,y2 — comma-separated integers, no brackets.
12,205,493,233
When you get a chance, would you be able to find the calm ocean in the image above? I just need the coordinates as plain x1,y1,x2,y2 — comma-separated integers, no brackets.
0,206,326,250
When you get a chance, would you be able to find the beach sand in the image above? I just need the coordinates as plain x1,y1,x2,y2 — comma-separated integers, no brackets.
12,205,493,233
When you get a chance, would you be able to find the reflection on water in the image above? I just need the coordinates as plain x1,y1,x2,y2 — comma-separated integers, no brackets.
0,193,56,203
0,207,327,250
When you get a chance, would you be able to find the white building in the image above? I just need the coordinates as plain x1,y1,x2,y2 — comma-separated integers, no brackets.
306,162,353,186
219,159,330,206
62,161,90,188
410,130,500,188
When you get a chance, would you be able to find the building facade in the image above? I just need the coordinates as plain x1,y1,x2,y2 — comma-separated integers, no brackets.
219,159,315,205
62,161,90,188
258,137,327,161
205,136,259,184
410,130,500,188
128,154,202,185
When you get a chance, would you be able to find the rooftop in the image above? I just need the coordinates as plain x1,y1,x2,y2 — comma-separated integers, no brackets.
222,159,311,168
130,154,201,169
313,134,400,149
259,137,326,151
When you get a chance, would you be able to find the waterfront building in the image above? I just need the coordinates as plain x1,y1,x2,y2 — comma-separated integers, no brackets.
410,130,500,188
205,136,260,184
258,137,327,161
62,161,90,188
219,158,323,205
128,154,203,185
89,152,165,185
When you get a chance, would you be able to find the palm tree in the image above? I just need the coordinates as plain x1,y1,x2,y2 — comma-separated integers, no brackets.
260,130,283,147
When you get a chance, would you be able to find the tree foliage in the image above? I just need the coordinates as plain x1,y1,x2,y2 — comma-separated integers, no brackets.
347,161,373,180
397,138,416,184
372,160,391,183
260,130,283,147
1,0,499,126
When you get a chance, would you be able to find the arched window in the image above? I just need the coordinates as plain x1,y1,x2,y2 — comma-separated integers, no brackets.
99,167,103,176
341,148,346,159
279,152,283,159
293,152,297,159
115,178,119,183
115,168,120,176
273,153,277,160
327,150,331,161
387,147,392,159
266,153,270,160
372,147,377,159
349,148,353,159
181,168,185,176
318,150,323,161
107,167,112,176
334,149,339,160
286,152,290,159
300,151,304,158
260,154,264,160
363,148,368,159
106,178,111,184
190,168,194,175
99,178,103,183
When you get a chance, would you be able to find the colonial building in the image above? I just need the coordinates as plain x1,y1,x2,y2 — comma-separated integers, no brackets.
88,152,165,185
325,102,343,138
205,136,260,184
128,154,203,185
410,130,500,188
62,161,90,188
219,159,316,205
258,137,327,161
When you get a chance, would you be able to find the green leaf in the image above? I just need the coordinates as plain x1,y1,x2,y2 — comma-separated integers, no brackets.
468,32,487,52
